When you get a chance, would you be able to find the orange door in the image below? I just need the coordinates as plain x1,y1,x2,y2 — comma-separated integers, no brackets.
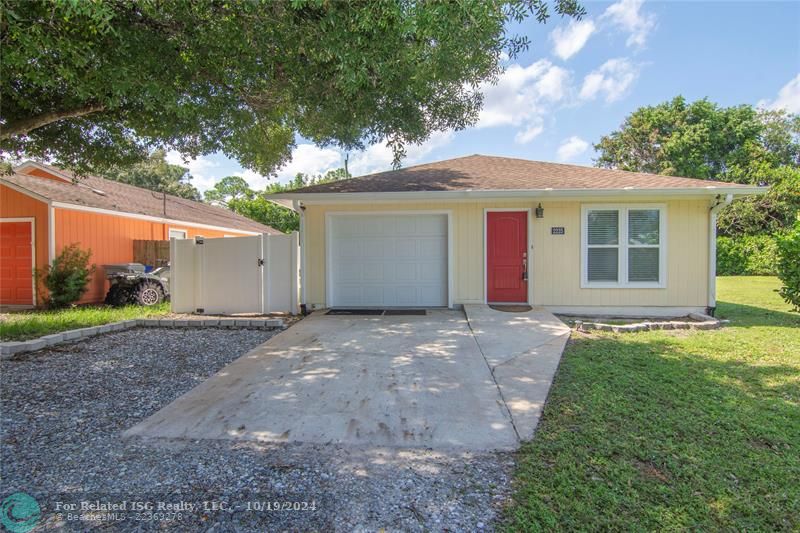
0,221,35,305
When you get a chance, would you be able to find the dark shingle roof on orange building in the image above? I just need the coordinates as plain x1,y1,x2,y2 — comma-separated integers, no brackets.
2,163,280,234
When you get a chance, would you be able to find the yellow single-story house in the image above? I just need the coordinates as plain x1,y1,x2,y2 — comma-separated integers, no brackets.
270,155,766,317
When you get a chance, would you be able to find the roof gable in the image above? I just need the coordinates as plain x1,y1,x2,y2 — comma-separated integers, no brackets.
16,161,73,183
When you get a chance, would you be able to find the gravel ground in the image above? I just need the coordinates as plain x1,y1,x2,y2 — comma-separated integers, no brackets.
1,327,515,531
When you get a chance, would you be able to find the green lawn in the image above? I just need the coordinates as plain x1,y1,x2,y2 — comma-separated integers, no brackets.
0,303,169,341
504,276,799,531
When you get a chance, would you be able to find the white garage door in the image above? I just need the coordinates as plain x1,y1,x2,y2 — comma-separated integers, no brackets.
328,214,448,307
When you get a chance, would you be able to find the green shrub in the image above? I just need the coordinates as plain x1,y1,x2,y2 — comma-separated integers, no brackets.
717,237,745,275
37,244,96,308
776,220,800,311
716,234,780,275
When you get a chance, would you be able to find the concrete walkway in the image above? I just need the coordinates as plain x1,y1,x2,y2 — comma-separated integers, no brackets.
126,307,569,450
463,305,571,440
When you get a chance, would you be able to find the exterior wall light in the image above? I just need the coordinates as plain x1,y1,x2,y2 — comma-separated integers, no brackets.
535,203,544,218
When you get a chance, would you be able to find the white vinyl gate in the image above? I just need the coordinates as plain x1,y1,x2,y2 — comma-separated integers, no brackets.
170,233,299,314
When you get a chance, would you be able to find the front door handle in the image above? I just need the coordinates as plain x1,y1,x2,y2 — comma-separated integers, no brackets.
522,257,528,281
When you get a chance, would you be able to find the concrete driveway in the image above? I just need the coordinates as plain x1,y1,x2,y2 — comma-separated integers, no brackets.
126,307,570,451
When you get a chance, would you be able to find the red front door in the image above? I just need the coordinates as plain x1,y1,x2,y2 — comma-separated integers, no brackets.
0,221,34,305
487,211,528,303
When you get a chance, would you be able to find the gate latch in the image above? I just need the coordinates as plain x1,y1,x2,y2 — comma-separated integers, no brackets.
257,258,265,266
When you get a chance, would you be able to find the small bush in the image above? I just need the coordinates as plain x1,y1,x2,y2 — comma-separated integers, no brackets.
37,244,96,308
716,234,780,275
776,220,800,311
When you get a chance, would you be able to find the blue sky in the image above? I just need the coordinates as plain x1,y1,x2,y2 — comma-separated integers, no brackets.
170,0,800,193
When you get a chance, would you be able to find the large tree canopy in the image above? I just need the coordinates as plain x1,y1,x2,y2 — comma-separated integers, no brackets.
205,168,350,233
1,0,584,175
102,150,201,200
594,97,800,236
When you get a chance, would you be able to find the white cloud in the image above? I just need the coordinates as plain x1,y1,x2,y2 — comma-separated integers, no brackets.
601,0,656,48
165,151,220,193
231,169,269,190
557,136,589,161
477,60,572,144
348,130,455,176
273,144,342,183
579,58,639,103
550,19,596,60
230,131,457,187
514,121,544,144
760,73,800,114
535,65,571,101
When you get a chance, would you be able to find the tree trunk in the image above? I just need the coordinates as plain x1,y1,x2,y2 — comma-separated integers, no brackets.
1,104,106,139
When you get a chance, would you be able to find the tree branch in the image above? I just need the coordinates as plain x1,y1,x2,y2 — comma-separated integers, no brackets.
1,104,106,139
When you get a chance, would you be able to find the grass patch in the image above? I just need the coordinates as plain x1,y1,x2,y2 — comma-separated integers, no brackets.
0,303,169,341
504,276,799,531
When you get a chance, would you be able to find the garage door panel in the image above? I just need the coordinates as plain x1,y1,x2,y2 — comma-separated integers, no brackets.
335,239,360,258
334,262,362,282
419,237,446,259
392,217,417,234
329,215,448,307
416,216,447,235
364,286,385,305
396,286,420,306
395,238,417,258
362,238,387,259
395,263,417,282
419,262,445,282
420,288,447,306
362,262,384,281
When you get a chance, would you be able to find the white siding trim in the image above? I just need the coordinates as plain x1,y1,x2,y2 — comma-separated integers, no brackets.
48,203,56,265
581,203,667,289
270,186,767,204
295,200,307,309
168,228,188,240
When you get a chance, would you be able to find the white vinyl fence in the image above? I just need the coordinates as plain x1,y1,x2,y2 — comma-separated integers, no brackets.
170,233,299,315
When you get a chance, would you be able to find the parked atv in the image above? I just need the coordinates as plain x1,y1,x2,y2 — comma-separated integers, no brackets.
104,263,170,306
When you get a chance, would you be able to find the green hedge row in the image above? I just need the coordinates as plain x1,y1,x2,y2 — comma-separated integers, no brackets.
717,235,780,276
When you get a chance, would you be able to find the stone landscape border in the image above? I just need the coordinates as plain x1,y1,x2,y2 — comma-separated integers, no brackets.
573,312,721,333
1,318,283,358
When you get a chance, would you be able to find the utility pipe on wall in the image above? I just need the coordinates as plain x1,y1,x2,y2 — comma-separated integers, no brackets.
707,193,733,315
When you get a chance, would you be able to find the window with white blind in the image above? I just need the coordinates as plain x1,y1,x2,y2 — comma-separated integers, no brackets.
581,205,666,288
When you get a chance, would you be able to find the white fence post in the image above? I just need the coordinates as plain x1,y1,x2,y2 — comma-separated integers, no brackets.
261,233,272,314
170,238,198,313
290,231,299,315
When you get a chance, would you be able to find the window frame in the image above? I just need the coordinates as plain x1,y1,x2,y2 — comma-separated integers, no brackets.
581,204,667,289
168,228,188,240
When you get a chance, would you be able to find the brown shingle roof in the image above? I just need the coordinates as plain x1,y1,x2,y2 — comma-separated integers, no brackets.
3,164,280,234
286,155,746,194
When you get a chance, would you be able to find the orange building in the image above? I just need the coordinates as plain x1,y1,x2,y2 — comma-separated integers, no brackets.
0,162,279,307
